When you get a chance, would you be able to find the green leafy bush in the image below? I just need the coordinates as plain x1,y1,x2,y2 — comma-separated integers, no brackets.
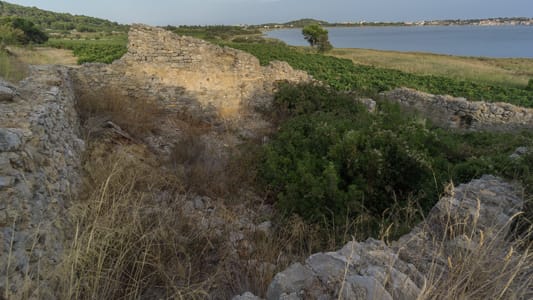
261,83,533,238
0,17,48,45
527,79,533,91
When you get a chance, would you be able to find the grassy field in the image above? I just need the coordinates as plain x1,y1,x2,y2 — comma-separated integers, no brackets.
6,46,77,65
0,46,77,82
329,48,533,89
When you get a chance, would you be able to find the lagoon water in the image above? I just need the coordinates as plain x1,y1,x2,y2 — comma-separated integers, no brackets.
265,26,533,58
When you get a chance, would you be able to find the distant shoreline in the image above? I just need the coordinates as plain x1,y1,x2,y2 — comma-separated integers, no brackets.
258,17,533,30
262,23,533,32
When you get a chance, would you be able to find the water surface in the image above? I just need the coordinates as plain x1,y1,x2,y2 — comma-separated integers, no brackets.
265,26,533,58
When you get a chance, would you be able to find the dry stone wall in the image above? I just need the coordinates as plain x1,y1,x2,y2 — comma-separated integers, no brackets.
382,88,533,131
75,24,311,120
0,66,84,299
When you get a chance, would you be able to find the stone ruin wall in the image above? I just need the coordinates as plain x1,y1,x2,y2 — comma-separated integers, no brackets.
382,87,533,131
0,66,85,298
75,24,311,119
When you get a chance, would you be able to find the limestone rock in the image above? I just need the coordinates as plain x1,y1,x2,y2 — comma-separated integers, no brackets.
265,175,525,300
510,146,529,159
266,263,317,300
0,128,23,152
382,87,533,131
0,80,15,101
357,98,377,113
394,175,524,275
233,291,263,300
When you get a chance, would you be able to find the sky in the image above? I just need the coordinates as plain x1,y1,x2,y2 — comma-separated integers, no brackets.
5,0,533,25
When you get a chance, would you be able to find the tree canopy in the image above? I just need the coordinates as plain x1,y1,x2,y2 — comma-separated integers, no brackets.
302,24,333,52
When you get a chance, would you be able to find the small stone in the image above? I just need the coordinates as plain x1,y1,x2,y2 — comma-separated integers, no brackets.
193,196,205,210
266,263,316,300
343,275,392,300
232,291,262,300
0,176,15,188
0,82,15,101
0,129,23,152
256,221,272,235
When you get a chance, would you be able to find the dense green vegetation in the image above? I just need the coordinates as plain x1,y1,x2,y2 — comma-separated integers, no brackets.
0,16,47,44
164,25,261,41
262,83,532,238
0,1,127,33
228,42,533,107
46,36,127,64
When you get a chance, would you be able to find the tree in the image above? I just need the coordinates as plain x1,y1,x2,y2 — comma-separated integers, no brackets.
0,17,48,45
302,24,333,52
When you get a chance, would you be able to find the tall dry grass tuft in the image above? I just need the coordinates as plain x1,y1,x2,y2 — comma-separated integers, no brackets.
56,147,227,299
0,48,28,82
416,203,533,299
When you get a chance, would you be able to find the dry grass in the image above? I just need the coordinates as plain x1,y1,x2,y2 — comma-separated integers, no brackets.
6,46,77,66
0,48,28,82
58,85,317,299
76,87,163,139
329,48,533,89
415,204,533,299
55,146,224,299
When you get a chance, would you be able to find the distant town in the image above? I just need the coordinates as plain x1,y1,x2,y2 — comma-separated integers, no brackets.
257,17,533,29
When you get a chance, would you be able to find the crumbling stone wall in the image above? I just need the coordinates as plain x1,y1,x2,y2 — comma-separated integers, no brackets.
0,66,84,299
75,24,311,119
382,87,533,131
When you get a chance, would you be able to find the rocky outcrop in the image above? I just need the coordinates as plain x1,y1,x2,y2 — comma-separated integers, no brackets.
0,66,84,299
382,88,533,131
256,175,526,300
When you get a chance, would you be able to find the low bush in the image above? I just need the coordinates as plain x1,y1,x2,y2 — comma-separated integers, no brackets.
261,83,533,239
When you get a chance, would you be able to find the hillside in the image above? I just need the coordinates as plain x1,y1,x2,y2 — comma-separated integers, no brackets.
0,1,127,32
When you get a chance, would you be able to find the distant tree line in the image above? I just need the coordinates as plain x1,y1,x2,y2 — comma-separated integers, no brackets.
0,1,128,33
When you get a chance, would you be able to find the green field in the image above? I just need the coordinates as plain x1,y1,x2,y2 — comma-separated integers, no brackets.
46,36,128,64
330,48,533,89
228,42,533,107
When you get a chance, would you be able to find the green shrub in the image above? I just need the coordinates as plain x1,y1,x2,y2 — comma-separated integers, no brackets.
527,79,533,91
262,85,444,224
0,17,48,45
261,83,533,239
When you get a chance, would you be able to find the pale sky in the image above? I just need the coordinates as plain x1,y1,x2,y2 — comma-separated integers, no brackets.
5,0,533,25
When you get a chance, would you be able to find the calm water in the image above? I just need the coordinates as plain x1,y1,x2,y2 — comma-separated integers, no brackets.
265,26,533,58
